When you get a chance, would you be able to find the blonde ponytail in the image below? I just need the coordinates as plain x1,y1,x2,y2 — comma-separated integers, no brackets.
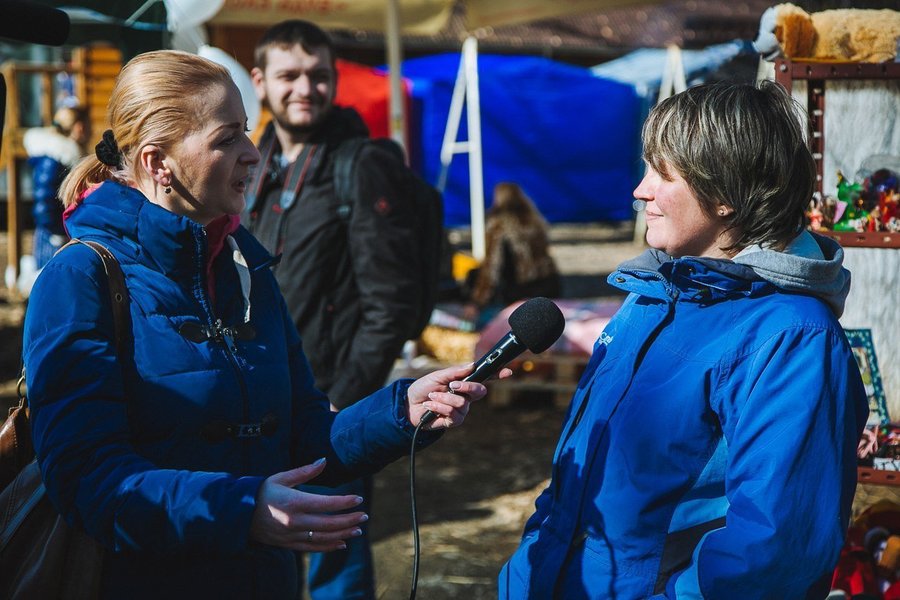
59,154,126,207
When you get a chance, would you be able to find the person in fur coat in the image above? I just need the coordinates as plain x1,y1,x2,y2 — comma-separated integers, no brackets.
23,104,89,267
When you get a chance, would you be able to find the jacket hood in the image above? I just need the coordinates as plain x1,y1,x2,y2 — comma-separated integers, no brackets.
732,231,850,317
23,126,83,167
617,230,851,317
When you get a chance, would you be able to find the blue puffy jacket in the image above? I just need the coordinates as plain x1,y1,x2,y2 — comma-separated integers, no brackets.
23,181,434,598
27,155,67,233
500,232,868,599
23,126,80,233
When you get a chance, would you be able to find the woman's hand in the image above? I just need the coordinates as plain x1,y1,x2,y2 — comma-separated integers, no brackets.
249,459,367,552
406,363,511,430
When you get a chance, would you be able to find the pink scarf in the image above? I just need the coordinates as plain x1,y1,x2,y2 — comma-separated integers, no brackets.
64,184,241,304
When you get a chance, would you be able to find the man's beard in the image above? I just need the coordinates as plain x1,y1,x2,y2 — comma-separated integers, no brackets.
271,104,332,138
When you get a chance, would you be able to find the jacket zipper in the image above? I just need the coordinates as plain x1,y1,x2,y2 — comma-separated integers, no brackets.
195,228,252,467
551,269,674,504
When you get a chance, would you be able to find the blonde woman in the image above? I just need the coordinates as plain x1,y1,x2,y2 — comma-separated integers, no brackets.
24,50,488,598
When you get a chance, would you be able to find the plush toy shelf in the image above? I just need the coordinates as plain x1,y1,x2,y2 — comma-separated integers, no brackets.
774,59,900,209
774,59,900,454
775,60,900,89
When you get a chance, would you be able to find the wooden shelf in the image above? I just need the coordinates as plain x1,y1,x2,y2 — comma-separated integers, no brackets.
859,466,900,487
821,231,900,249
775,60,900,91
774,60,900,249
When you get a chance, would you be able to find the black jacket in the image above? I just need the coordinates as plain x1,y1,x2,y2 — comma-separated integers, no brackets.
244,107,420,409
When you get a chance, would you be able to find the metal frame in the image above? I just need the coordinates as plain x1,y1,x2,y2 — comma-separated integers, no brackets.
774,59,900,249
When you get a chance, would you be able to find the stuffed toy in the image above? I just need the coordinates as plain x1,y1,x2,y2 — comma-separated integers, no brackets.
754,3,900,63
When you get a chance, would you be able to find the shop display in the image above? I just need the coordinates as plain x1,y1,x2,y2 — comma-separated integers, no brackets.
809,167,900,234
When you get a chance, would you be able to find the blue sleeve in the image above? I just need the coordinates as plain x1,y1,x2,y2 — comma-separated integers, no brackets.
24,251,263,557
664,326,867,599
280,290,442,484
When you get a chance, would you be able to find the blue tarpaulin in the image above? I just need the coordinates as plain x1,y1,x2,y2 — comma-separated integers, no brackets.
401,54,643,227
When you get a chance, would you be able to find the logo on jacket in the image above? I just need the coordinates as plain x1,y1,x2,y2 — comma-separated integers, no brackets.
374,196,392,216
599,332,614,346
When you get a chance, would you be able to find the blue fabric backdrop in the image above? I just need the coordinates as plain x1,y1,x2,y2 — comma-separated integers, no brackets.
401,54,643,227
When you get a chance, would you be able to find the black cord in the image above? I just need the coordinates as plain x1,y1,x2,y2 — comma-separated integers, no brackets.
408,420,428,600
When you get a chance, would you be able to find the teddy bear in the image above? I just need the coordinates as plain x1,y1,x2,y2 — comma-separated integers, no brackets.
754,3,900,63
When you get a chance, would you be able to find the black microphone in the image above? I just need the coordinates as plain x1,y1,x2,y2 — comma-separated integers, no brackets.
0,1,70,46
419,297,565,427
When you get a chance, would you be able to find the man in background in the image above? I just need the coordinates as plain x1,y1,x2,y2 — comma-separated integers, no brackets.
245,20,421,600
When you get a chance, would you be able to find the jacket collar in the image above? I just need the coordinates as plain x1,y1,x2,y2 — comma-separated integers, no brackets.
64,181,276,281
611,252,773,304
613,231,850,315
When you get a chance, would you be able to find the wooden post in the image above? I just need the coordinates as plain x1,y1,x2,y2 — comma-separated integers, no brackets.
3,62,21,291
2,45,121,291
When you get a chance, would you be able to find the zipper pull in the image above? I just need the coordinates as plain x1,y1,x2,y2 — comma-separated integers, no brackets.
215,319,238,354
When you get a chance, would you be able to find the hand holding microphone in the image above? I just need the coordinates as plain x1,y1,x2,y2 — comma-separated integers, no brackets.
411,297,566,429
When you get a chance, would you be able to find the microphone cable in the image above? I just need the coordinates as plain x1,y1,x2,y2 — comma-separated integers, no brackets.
404,298,566,599
408,419,429,600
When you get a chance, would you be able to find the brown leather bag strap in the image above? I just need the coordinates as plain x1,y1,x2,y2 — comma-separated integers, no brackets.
56,238,131,358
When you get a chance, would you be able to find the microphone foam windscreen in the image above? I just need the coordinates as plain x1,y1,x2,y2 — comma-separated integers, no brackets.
507,297,565,354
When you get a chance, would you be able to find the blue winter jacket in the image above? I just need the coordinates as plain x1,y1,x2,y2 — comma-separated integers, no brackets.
500,232,868,599
28,155,67,233
23,181,436,598
24,126,80,233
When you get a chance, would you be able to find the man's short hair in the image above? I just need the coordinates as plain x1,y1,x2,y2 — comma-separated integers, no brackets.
254,19,336,71
642,80,815,252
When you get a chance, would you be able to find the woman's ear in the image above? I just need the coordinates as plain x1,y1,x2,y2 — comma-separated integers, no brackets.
716,204,735,218
137,145,171,188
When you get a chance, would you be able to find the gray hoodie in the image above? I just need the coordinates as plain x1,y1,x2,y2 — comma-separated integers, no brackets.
618,230,851,317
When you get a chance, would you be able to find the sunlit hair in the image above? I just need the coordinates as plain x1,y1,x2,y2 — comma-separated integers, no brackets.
489,182,548,227
641,80,815,252
60,50,233,207
253,19,336,71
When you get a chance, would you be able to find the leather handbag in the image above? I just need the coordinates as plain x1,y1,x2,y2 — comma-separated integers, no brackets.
0,239,130,599
0,376,32,490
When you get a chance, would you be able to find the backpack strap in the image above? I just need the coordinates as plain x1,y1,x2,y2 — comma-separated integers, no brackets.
332,138,367,209
53,239,131,358
13,239,131,439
